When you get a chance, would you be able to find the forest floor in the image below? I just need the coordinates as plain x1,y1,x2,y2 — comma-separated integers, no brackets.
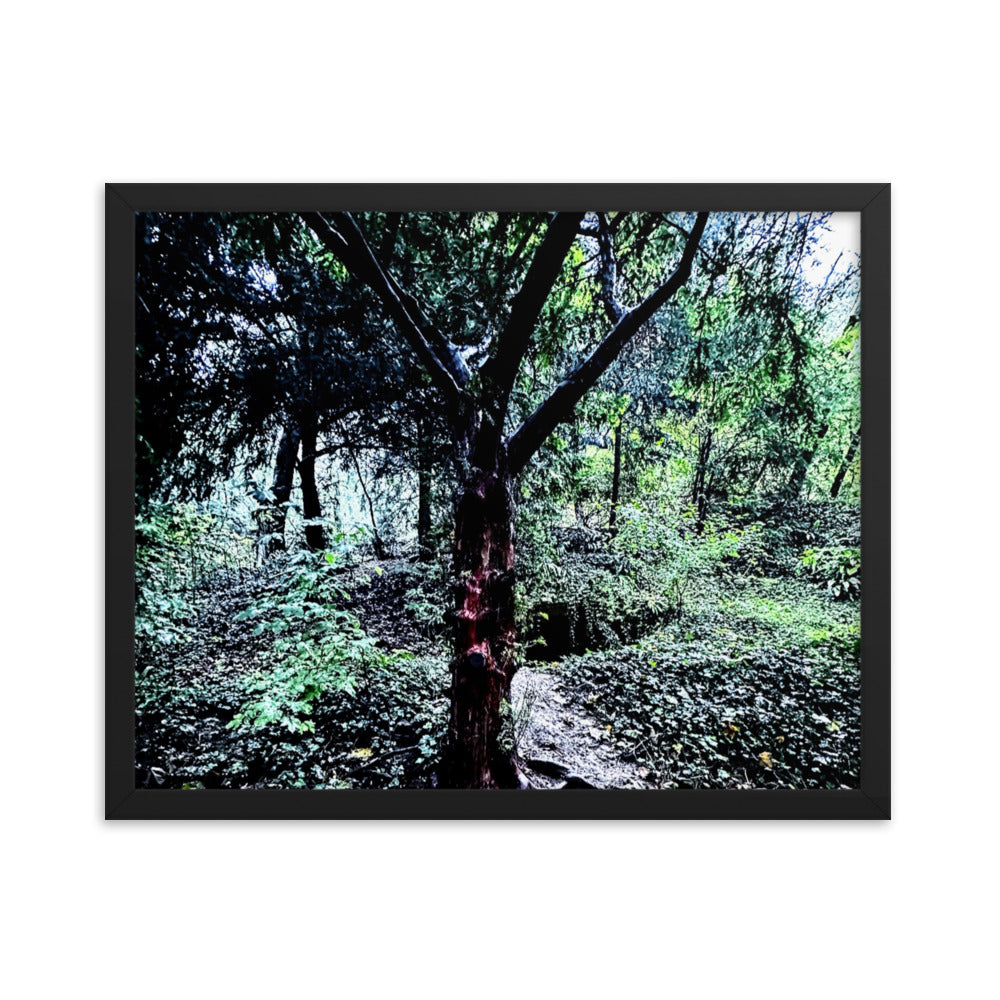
135,566,650,790
136,531,861,791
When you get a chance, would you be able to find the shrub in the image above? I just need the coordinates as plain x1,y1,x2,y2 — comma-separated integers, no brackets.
135,502,210,664
800,545,861,600
228,551,368,733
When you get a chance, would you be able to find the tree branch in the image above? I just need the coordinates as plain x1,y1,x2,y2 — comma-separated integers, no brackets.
508,212,709,475
595,213,624,325
332,212,472,389
481,212,584,441
298,211,469,403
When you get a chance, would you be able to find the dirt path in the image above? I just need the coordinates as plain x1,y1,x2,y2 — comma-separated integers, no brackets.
513,667,651,789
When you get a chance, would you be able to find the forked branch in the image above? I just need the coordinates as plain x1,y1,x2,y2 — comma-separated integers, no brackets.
508,212,709,475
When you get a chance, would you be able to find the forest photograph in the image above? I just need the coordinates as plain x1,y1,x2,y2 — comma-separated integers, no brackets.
133,206,862,792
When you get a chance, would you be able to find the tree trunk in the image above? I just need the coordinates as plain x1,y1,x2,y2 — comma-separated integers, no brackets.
261,422,300,555
609,419,623,536
830,425,861,499
417,417,433,562
572,422,586,524
785,422,828,500
343,436,387,559
298,415,326,551
693,427,713,532
445,439,519,789
751,455,771,491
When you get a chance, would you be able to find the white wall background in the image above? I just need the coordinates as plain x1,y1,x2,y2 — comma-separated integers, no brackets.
2,3,994,997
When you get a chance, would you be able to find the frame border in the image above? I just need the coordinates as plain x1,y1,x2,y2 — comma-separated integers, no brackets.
107,183,890,820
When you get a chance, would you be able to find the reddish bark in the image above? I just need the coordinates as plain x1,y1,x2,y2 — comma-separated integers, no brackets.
445,452,518,788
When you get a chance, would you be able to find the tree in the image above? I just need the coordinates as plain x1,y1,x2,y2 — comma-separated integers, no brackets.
136,213,413,556
830,425,861,499
299,210,708,787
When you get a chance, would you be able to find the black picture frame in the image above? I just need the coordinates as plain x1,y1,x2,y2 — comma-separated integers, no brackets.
107,183,890,820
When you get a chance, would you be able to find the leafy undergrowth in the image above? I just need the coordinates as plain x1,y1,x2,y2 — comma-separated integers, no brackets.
136,643,450,790
136,543,860,791
554,577,860,789
136,560,450,790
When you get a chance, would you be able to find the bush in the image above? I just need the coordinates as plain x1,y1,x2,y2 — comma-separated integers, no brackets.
400,560,451,640
800,545,861,600
229,551,368,733
518,499,704,657
614,502,702,615
135,502,210,664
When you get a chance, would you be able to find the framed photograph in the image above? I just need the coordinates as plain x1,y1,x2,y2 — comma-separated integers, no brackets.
107,183,889,819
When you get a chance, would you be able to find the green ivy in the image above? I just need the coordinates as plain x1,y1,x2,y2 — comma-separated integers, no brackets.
801,545,861,600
